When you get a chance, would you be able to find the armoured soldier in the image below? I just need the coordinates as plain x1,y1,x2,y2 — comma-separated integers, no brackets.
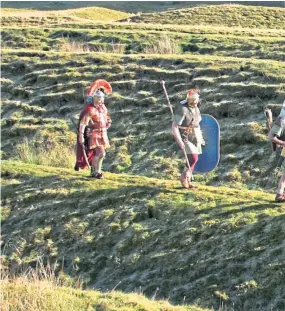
172,89,205,189
268,100,285,202
75,80,112,179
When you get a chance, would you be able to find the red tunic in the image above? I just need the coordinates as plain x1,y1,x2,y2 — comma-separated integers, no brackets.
75,104,111,170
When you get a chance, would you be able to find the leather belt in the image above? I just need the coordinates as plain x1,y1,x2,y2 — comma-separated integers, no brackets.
91,128,107,132
178,125,193,130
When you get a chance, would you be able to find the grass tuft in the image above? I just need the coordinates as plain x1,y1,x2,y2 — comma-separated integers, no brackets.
15,137,75,169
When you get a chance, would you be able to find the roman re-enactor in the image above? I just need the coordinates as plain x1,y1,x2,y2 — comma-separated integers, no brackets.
172,89,205,189
74,80,112,179
268,100,285,203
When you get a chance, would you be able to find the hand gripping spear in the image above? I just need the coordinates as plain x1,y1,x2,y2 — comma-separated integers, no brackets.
161,80,192,172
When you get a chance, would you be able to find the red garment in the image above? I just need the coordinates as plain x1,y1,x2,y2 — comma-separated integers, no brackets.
74,104,111,170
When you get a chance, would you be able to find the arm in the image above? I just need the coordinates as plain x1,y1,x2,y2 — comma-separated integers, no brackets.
264,107,273,130
172,108,187,149
268,123,285,147
268,132,285,146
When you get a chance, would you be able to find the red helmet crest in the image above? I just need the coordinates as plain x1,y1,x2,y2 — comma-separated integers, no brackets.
187,89,200,97
87,79,112,96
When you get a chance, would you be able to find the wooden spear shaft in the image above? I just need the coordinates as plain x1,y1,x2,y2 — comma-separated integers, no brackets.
161,80,192,170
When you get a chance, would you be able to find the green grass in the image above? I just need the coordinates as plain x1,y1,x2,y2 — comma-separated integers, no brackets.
1,27,284,60
1,6,285,309
1,1,284,13
1,160,285,310
1,49,284,189
0,7,131,21
66,7,131,21
0,8,37,15
0,9,285,311
2,278,209,311
124,5,285,29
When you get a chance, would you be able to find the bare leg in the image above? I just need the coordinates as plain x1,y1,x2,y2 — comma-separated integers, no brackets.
187,153,198,187
91,146,105,177
275,173,285,202
180,166,191,188
180,153,199,189
277,173,285,195
94,146,105,173
187,153,198,171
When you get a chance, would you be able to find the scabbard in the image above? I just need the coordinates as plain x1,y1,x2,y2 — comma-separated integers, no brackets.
82,143,91,169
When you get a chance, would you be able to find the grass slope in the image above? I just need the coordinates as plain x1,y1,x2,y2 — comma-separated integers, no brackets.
1,6,285,310
1,26,284,61
2,278,209,311
123,4,285,29
1,50,284,189
1,7,130,21
1,1,285,12
2,161,285,311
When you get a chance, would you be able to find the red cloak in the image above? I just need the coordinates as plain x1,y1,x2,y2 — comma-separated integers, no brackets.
74,104,94,171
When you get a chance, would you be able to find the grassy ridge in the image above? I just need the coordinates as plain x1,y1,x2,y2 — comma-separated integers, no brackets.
1,160,285,310
1,7,131,21
2,278,209,311
123,5,285,29
2,20,285,38
2,5,285,30
1,1,285,13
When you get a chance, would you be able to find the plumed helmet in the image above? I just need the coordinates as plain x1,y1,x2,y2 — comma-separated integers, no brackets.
87,79,112,96
86,90,105,104
187,89,200,101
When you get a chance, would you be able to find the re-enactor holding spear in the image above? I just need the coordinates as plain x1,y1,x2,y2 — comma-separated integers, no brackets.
162,81,205,189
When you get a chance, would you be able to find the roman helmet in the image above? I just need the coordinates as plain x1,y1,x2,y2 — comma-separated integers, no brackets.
180,89,200,105
86,79,112,104
187,89,200,103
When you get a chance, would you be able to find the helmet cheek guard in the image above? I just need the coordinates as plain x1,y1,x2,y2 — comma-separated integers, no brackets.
87,96,93,104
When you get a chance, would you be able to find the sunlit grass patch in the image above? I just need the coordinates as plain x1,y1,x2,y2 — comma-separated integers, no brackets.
14,137,75,169
65,7,131,22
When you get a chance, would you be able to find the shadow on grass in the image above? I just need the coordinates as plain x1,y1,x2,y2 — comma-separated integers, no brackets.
2,169,285,311
195,201,282,217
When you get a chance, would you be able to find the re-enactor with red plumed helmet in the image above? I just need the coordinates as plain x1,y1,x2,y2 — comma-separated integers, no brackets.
74,80,112,179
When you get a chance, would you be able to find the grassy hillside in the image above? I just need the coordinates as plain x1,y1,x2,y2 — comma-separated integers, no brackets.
0,7,131,22
1,1,285,12
1,49,284,188
123,5,285,29
2,5,285,30
1,26,284,61
1,4,285,311
2,160,285,311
